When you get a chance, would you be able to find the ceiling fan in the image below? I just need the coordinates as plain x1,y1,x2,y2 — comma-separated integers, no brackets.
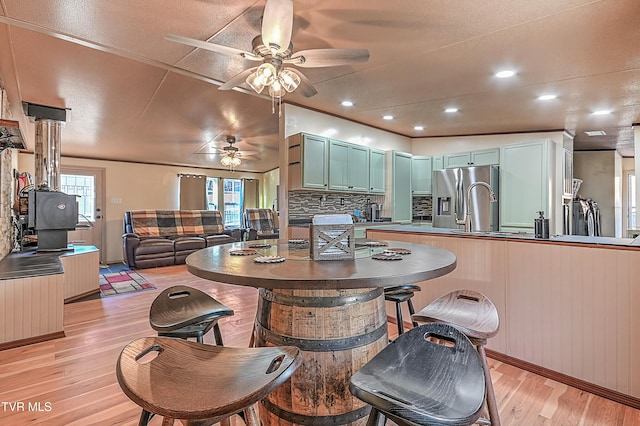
213,135,258,169
165,0,370,100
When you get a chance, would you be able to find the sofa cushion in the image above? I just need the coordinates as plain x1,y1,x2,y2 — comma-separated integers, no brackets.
136,238,175,255
180,210,224,236
174,236,206,251
131,210,181,238
205,234,235,247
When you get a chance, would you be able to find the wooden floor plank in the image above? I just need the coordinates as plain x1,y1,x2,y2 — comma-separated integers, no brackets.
0,264,638,425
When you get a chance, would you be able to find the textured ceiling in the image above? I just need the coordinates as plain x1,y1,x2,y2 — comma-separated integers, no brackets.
0,0,638,173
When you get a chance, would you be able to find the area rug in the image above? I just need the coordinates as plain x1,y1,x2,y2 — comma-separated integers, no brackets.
99,270,156,297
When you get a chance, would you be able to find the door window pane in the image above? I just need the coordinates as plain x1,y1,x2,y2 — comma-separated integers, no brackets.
206,177,218,211
61,174,94,221
223,178,243,228
629,173,636,229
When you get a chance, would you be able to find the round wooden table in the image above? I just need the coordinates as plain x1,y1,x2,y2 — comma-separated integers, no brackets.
187,239,456,426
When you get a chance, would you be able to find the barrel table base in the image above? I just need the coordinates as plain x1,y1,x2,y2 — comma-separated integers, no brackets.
255,287,388,426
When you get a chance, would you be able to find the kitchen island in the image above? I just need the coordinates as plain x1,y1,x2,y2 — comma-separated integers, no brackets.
0,246,100,350
367,225,640,408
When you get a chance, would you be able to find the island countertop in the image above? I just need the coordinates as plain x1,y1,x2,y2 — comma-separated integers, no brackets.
367,224,639,249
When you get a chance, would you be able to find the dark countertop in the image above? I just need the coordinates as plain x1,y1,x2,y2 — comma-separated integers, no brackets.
0,245,99,280
367,225,639,249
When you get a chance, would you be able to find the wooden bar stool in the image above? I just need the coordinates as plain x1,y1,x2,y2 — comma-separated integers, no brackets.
412,289,501,426
116,337,301,426
384,284,421,336
349,322,486,425
149,285,234,345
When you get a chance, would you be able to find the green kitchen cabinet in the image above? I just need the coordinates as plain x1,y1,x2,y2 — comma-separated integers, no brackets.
411,155,433,195
288,133,329,190
499,140,550,230
432,155,444,171
391,151,413,223
369,148,386,193
443,148,500,168
328,140,370,192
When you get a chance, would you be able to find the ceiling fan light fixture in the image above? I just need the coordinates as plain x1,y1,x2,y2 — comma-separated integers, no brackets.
257,63,277,86
268,80,285,98
221,153,241,168
279,69,300,92
246,72,266,94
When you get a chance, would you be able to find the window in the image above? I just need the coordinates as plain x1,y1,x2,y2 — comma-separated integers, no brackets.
206,177,218,211
223,178,243,228
61,174,95,221
629,173,636,229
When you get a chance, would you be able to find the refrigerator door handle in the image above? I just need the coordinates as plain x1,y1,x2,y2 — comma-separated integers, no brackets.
454,171,465,224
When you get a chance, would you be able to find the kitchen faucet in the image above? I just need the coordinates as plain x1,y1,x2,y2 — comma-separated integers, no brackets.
456,181,497,232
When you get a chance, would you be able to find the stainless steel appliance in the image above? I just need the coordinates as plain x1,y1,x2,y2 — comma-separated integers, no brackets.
432,165,499,231
367,203,382,222
572,198,601,236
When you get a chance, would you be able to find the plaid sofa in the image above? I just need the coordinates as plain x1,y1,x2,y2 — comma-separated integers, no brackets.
244,208,280,241
123,210,239,268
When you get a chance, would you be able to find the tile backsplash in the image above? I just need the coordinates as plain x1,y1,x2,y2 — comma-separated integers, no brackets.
288,191,384,221
412,195,433,218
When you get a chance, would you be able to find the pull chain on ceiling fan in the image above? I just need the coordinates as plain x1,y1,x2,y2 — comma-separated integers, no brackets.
165,0,370,115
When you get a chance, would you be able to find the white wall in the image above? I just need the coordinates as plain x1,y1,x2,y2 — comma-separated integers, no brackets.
411,131,565,155
18,153,262,264
573,151,623,237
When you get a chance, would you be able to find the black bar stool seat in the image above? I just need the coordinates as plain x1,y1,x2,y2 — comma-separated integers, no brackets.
116,337,301,426
384,284,421,336
149,285,234,345
350,323,485,426
412,289,501,425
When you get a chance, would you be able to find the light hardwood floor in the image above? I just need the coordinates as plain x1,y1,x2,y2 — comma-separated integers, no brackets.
0,264,639,425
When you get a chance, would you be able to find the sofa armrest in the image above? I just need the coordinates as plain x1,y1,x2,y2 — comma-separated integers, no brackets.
122,233,141,268
223,228,242,242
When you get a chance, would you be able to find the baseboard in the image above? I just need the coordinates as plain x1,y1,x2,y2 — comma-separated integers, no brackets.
64,289,100,304
486,349,640,410
0,331,66,352
388,316,640,410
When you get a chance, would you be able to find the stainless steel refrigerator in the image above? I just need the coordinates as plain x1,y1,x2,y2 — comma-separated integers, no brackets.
432,165,499,231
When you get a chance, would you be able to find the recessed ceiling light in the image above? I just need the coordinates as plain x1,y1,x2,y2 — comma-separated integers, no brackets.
383,115,394,120
592,110,611,115
584,130,607,136
538,94,557,101
445,108,458,113
495,70,516,78
341,100,354,107
414,126,424,131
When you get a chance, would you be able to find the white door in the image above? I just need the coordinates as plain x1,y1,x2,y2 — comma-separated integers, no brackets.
61,167,105,263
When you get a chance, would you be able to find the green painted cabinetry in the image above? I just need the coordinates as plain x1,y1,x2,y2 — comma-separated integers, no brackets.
411,155,433,195
443,148,500,168
391,151,413,223
288,133,329,190
328,140,370,192
369,148,386,193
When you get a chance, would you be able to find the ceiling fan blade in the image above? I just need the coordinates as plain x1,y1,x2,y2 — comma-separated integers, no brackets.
261,0,293,53
295,71,318,97
286,48,370,68
165,33,262,60
219,67,259,90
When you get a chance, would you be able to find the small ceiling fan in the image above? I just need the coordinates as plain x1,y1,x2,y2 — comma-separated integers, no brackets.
165,0,370,99
210,135,258,168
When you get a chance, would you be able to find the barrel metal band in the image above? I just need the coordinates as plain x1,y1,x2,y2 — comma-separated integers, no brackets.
259,287,383,308
255,321,387,352
261,398,371,425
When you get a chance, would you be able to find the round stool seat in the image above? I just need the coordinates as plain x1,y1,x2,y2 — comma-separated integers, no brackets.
384,284,421,336
116,337,301,425
350,323,485,426
150,285,234,333
412,289,499,342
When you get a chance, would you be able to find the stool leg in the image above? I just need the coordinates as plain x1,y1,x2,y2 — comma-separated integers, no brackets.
366,407,383,426
478,344,501,426
213,323,225,346
138,409,153,426
243,403,261,426
395,302,404,335
407,299,418,327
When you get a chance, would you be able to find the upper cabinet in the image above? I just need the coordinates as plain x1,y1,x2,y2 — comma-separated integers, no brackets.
499,140,551,231
411,155,433,195
432,155,444,171
288,133,383,194
369,148,386,193
288,133,329,190
443,148,500,168
328,140,370,192
391,151,413,223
